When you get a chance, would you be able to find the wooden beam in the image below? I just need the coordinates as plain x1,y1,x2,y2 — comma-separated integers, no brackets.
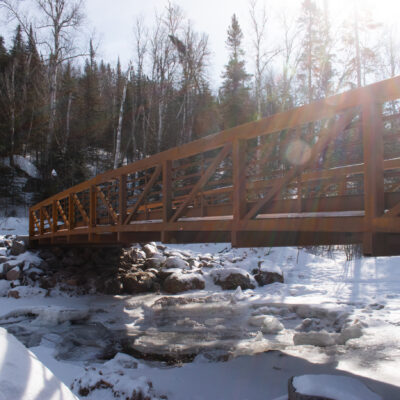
72,194,90,224
95,186,119,224
243,109,356,222
68,194,74,230
119,174,127,225
56,200,70,229
124,165,162,225
362,100,385,255
170,143,232,223
52,200,57,233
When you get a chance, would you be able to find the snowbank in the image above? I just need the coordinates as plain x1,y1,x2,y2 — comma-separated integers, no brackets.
292,374,381,400
0,327,78,400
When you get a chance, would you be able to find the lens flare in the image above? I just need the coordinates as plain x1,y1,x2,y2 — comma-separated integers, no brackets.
285,140,311,166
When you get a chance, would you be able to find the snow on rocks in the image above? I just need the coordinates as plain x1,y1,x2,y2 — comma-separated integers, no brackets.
289,374,381,400
0,327,79,400
163,272,205,294
212,267,256,290
254,262,284,286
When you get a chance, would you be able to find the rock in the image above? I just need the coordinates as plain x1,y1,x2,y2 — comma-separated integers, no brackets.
2,262,12,274
9,240,27,256
254,270,284,286
7,290,20,299
0,256,8,263
144,255,166,269
39,276,57,290
164,256,190,269
254,264,284,286
213,270,255,291
6,267,20,281
143,243,159,258
102,277,123,295
163,274,205,294
122,271,156,294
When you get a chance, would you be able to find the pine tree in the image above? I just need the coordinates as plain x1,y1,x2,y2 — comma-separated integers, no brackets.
219,14,252,129
297,0,334,103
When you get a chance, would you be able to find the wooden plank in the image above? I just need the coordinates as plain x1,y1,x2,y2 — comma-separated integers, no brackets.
52,200,57,233
68,194,74,230
56,200,70,229
243,109,356,221
119,174,127,225
124,165,162,225
362,100,385,255
161,160,173,243
72,194,90,224
95,186,119,224
170,143,232,223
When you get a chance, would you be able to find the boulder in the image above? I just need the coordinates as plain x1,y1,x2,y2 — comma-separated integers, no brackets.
164,256,190,269
9,240,27,256
39,276,57,290
7,290,20,299
144,255,166,269
254,264,284,286
122,271,156,294
143,243,159,258
6,267,20,281
0,256,8,263
163,274,205,294
213,270,255,291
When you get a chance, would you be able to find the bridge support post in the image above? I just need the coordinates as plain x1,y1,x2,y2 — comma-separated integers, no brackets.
232,139,247,247
362,100,385,256
162,160,174,243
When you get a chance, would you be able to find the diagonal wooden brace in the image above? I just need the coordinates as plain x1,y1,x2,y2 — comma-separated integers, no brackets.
242,109,356,222
95,186,119,224
170,143,232,223
56,200,70,229
124,165,162,225
72,193,90,224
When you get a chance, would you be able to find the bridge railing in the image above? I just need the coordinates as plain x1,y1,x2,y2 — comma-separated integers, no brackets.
30,76,400,255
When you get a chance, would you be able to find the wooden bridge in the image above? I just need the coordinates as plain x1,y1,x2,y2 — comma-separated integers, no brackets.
29,76,400,256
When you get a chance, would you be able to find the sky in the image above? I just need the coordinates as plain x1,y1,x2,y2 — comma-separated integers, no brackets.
2,0,400,88
83,0,400,86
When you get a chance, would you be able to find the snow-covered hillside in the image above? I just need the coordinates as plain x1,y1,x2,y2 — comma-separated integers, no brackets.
0,230,399,399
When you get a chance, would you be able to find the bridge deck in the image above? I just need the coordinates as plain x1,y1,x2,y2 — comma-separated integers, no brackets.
30,76,400,256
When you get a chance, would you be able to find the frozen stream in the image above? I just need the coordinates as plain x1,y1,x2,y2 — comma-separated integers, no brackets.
1,242,400,398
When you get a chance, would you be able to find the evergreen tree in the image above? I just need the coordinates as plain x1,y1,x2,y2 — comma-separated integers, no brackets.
297,0,334,103
219,14,252,129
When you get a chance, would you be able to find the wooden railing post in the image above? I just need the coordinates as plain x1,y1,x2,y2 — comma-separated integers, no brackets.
52,201,57,233
162,160,173,243
232,139,247,246
362,100,385,255
89,185,97,241
119,174,127,225
68,194,74,230
39,208,44,236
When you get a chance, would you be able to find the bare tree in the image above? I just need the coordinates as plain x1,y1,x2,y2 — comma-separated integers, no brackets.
249,0,280,119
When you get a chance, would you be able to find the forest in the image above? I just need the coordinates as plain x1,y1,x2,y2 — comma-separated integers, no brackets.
0,0,397,205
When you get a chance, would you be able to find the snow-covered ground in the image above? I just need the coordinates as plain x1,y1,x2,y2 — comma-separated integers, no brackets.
1,228,400,398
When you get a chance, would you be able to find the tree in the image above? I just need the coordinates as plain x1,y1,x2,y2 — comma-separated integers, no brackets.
219,14,252,129
297,0,334,103
249,0,280,119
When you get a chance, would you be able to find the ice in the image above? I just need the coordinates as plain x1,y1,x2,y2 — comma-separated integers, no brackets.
260,316,284,334
32,306,90,326
293,374,381,400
